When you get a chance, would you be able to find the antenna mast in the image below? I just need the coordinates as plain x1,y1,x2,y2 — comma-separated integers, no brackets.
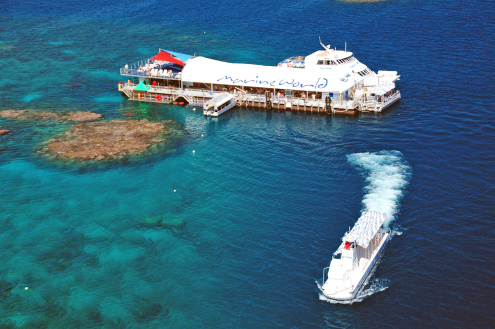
319,36,331,52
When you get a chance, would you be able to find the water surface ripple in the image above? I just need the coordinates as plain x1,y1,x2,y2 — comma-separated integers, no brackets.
0,0,494,327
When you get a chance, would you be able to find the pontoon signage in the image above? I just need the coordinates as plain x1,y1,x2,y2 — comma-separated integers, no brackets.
216,75,328,89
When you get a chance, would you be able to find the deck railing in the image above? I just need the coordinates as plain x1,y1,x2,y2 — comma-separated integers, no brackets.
360,90,401,112
120,59,182,80
122,83,360,111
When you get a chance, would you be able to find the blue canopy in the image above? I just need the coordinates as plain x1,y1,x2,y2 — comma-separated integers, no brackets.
160,49,193,63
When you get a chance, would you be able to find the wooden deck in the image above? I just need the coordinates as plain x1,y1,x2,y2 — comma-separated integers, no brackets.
121,85,357,115
240,99,356,115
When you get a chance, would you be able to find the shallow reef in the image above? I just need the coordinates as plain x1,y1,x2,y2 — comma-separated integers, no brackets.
38,119,185,161
141,215,185,228
0,110,102,122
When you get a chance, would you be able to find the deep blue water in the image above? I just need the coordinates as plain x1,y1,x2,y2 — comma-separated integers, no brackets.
1,0,494,328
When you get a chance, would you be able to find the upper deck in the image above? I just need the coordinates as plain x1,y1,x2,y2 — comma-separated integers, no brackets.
305,49,356,67
120,49,193,80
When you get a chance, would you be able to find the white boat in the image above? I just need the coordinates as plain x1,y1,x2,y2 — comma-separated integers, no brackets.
119,41,401,114
319,211,391,301
203,92,236,117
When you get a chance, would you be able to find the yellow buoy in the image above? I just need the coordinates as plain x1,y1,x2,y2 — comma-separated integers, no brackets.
174,190,177,193
25,287,29,290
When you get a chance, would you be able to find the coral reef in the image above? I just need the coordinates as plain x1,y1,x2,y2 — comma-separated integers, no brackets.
0,110,102,122
39,119,184,161
141,215,185,228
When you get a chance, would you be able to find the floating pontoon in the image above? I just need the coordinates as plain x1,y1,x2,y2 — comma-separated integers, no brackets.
119,42,401,114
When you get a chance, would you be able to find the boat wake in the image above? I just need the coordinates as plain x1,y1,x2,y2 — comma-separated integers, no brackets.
347,150,411,227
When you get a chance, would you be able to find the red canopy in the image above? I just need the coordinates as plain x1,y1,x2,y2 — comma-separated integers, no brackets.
150,51,184,66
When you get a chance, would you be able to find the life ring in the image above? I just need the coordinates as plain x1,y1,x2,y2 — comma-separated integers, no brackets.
156,95,162,101
375,236,379,244
288,63,293,68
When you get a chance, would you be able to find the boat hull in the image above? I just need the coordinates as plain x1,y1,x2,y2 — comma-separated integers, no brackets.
320,231,390,301
204,101,236,117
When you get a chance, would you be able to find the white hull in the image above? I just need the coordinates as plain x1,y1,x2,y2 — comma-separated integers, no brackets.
204,99,236,117
320,231,390,301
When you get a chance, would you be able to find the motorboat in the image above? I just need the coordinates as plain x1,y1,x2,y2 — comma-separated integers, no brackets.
319,211,391,301
203,92,236,117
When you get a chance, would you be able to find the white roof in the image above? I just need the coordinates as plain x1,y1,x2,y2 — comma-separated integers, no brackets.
306,49,353,60
181,56,355,93
206,92,233,106
334,212,386,254
368,82,395,96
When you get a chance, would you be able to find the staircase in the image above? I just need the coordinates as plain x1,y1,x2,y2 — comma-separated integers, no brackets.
181,92,196,105
122,85,133,98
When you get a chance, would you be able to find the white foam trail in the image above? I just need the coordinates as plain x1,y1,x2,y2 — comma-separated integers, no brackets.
347,151,411,227
318,278,389,305
355,277,390,299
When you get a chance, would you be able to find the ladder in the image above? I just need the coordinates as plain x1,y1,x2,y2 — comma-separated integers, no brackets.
122,85,133,98
181,92,196,105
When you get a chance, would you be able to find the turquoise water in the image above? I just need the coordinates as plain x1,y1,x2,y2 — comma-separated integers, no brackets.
1,0,495,327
